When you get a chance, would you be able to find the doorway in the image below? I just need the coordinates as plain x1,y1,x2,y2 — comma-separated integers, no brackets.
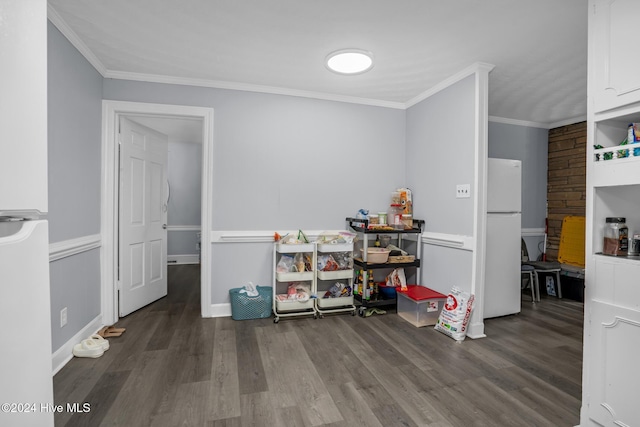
101,101,214,325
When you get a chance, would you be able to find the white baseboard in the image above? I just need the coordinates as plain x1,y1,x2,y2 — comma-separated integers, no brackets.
52,315,103,375
167,254,200,265
466,321,486,340
209,303,232,318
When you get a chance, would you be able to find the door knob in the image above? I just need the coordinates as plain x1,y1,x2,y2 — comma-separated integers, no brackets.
162,224,167,229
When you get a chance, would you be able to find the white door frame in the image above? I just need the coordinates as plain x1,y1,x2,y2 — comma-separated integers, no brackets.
101,100,214,324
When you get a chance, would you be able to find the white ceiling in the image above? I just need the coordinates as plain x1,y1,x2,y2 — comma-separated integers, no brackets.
48,0,588,128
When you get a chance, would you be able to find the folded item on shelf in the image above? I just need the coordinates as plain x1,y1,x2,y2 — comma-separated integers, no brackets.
278,230,309,244
276,254,294,273
316,230,356,244
276,253,312,273
322,282,352,298
317,254,339,271
386,244,408,256
277,282,311,302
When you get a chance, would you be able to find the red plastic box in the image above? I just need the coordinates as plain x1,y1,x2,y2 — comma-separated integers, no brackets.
397,285,446,327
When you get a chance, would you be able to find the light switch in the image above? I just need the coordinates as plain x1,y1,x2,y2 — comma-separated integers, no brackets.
456,184,471,198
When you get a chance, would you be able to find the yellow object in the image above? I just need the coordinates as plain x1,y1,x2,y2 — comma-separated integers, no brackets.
558,216,586,268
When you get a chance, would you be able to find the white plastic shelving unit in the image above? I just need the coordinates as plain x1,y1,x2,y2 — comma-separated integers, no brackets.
315,242,356,317
272,242,316,323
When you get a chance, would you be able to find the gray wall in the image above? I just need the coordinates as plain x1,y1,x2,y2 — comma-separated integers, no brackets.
405,75,476,236
48,22,103,351
405,75,477,297
104,80,407,230
488,120,548,260
103,80,407,303
48,24,102,243
167,141,202,257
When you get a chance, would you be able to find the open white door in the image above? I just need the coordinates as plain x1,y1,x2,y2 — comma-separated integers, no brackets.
119,117,169,317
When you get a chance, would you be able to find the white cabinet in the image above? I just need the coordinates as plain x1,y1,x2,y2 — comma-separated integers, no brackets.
590,0,640,113
583,2,640,425
585,300,640,427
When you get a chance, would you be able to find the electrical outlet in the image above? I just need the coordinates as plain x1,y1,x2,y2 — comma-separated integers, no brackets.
456,184,471,198
60,307,67,328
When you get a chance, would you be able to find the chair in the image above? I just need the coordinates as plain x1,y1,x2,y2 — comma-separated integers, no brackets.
522,238,562,299
557,216,585,301
521,263,538,302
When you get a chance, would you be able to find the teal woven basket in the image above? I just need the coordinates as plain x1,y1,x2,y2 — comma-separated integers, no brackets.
229,286,273,320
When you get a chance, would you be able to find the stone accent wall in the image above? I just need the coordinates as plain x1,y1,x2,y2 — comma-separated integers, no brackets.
546,122,587,261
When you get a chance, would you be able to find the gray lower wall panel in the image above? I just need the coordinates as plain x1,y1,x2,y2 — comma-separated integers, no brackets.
49,248,101,352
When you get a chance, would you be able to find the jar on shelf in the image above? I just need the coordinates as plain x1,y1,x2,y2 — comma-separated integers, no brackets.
368,214,379,226
402,214,413,229
388,204,404,230
630,233,640,256
378,212,387,225
603,217,628,256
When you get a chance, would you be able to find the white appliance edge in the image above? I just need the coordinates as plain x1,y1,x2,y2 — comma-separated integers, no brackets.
484,158,522,318
0,221,54,426
0,1,54,426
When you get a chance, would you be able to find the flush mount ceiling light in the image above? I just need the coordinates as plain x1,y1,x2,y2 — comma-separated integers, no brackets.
325,49,374,75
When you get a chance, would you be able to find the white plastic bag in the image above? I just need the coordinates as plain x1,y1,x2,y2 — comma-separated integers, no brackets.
434,287,475,342
385,268,407,290
239,281,259,297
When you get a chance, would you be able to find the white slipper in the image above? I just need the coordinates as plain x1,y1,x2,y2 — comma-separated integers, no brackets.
89,334,110,351
72,338,104,358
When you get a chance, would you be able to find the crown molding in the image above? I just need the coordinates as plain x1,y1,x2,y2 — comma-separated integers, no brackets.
47,6,107,76
405,62,496,109
548,115,587,129
104,70,406,110
488,116,551,129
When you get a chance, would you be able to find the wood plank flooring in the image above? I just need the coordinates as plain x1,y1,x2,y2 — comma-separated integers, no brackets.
54,265,583,426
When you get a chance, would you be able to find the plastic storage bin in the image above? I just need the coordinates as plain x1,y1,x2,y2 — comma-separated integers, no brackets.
397,285,446,327
229,286,273,320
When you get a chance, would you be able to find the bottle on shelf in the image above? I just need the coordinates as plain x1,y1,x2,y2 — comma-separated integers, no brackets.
368,270,376,300
388,204,404,230
603,217,628,256
375,235,381,247
353,270,359,296
364,270,371,301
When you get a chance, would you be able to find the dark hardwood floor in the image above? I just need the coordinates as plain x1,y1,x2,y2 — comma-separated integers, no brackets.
54,265,583,426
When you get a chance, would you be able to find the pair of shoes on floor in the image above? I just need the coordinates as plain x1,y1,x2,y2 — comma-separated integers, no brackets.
72,334,110,359
364,307,387,317
97,325,126,338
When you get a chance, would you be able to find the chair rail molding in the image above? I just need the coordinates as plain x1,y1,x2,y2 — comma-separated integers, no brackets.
49,234,101,262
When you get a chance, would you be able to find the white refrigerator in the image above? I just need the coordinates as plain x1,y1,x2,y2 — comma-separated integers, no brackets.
0,1,54,426
484,158,522,318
